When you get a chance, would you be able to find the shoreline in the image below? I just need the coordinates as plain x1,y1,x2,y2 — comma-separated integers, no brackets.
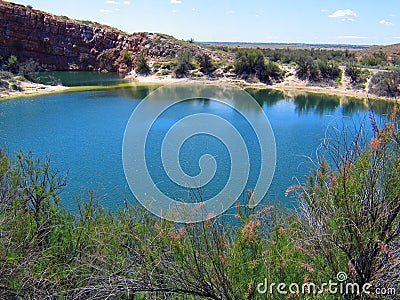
130,74,395,103
0,74,396,103
0,81,67,101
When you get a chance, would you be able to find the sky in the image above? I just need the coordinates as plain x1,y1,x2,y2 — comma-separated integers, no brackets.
9,0,400,45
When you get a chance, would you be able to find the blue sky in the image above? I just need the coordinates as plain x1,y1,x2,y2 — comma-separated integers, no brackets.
10,0,400,45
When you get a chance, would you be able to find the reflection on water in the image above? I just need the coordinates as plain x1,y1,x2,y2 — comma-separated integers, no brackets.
341,97,368,115
369,99,396,116
38,71,127,87
246,88,285,107
247,88,396,117
292,93,340,115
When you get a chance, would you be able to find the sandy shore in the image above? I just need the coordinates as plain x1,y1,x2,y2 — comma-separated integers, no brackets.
0,80,67,100
129,72,391,102
0,71,394,103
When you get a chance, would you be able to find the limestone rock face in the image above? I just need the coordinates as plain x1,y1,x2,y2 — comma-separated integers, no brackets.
0,1,194,72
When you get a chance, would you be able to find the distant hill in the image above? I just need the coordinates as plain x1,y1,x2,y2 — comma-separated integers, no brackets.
361,43,400,57
200,42,370,51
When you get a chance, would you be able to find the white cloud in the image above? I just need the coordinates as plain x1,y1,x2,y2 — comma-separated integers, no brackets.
379,20,394,26
106,0,120,4
99,9,113,13
170,0,182,3
337,35,368,39
192,8,195,11
115,8,121,11
123,1,130,4
329,9,357,21
226,10,235,15
389,13,396,17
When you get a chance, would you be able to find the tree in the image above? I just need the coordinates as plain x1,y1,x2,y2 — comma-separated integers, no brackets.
345,62,369,87
135,53,150,75
196,53,214,75
288,110,400,292
317,59,342,82
5,55,18,74
258,61,282,83
174,50,193,78
235,50,261,78
296,57,320,81
234,50,283,83
122,51,132,65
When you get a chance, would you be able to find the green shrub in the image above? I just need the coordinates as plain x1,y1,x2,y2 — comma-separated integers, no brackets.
196,53,215,75
18,58,39,82
135,53,150,75
5,55,19,74
160,69,170,76
259,61,283,83
234,49,264,79
296,58,320,81
0,149,318,299
0,70,14,80
345,63,370,87
234,50,282,83
174,49,193,78
317,59,342,82
122,51,132,65
369,68,400,98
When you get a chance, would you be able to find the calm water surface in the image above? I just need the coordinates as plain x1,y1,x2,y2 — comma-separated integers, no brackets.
0,81,392,212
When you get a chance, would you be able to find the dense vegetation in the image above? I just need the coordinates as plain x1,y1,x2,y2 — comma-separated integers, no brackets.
196,53,215,75
2,46,400,99
135,53,151,75
295,58,342,83
212,46,399,71
345,62,370,88
174,50,194,78
0,105,398,299
205,45,400,97
0,54,38,81
369,68,400,99
234,50,282,83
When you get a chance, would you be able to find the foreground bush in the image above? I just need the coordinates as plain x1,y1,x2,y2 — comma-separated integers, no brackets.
0,150,316,299
288,106,400,297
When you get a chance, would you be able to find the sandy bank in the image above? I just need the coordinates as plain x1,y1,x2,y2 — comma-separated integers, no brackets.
130,73,392,102
0,80,67,100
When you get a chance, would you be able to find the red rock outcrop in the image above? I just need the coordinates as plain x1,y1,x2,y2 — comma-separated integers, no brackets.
0,1,196,72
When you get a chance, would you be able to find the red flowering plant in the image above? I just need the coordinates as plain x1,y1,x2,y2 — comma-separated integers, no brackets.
287,102,400,296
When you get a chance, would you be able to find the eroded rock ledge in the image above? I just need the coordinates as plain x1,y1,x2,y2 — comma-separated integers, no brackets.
0,1,199,72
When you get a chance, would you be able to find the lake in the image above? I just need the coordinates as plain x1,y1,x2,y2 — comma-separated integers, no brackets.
0,75,393,213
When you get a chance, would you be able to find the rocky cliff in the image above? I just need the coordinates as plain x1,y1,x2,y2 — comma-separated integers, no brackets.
0,1,200,72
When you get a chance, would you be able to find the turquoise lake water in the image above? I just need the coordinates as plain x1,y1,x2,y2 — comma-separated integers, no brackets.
0,78,392,212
